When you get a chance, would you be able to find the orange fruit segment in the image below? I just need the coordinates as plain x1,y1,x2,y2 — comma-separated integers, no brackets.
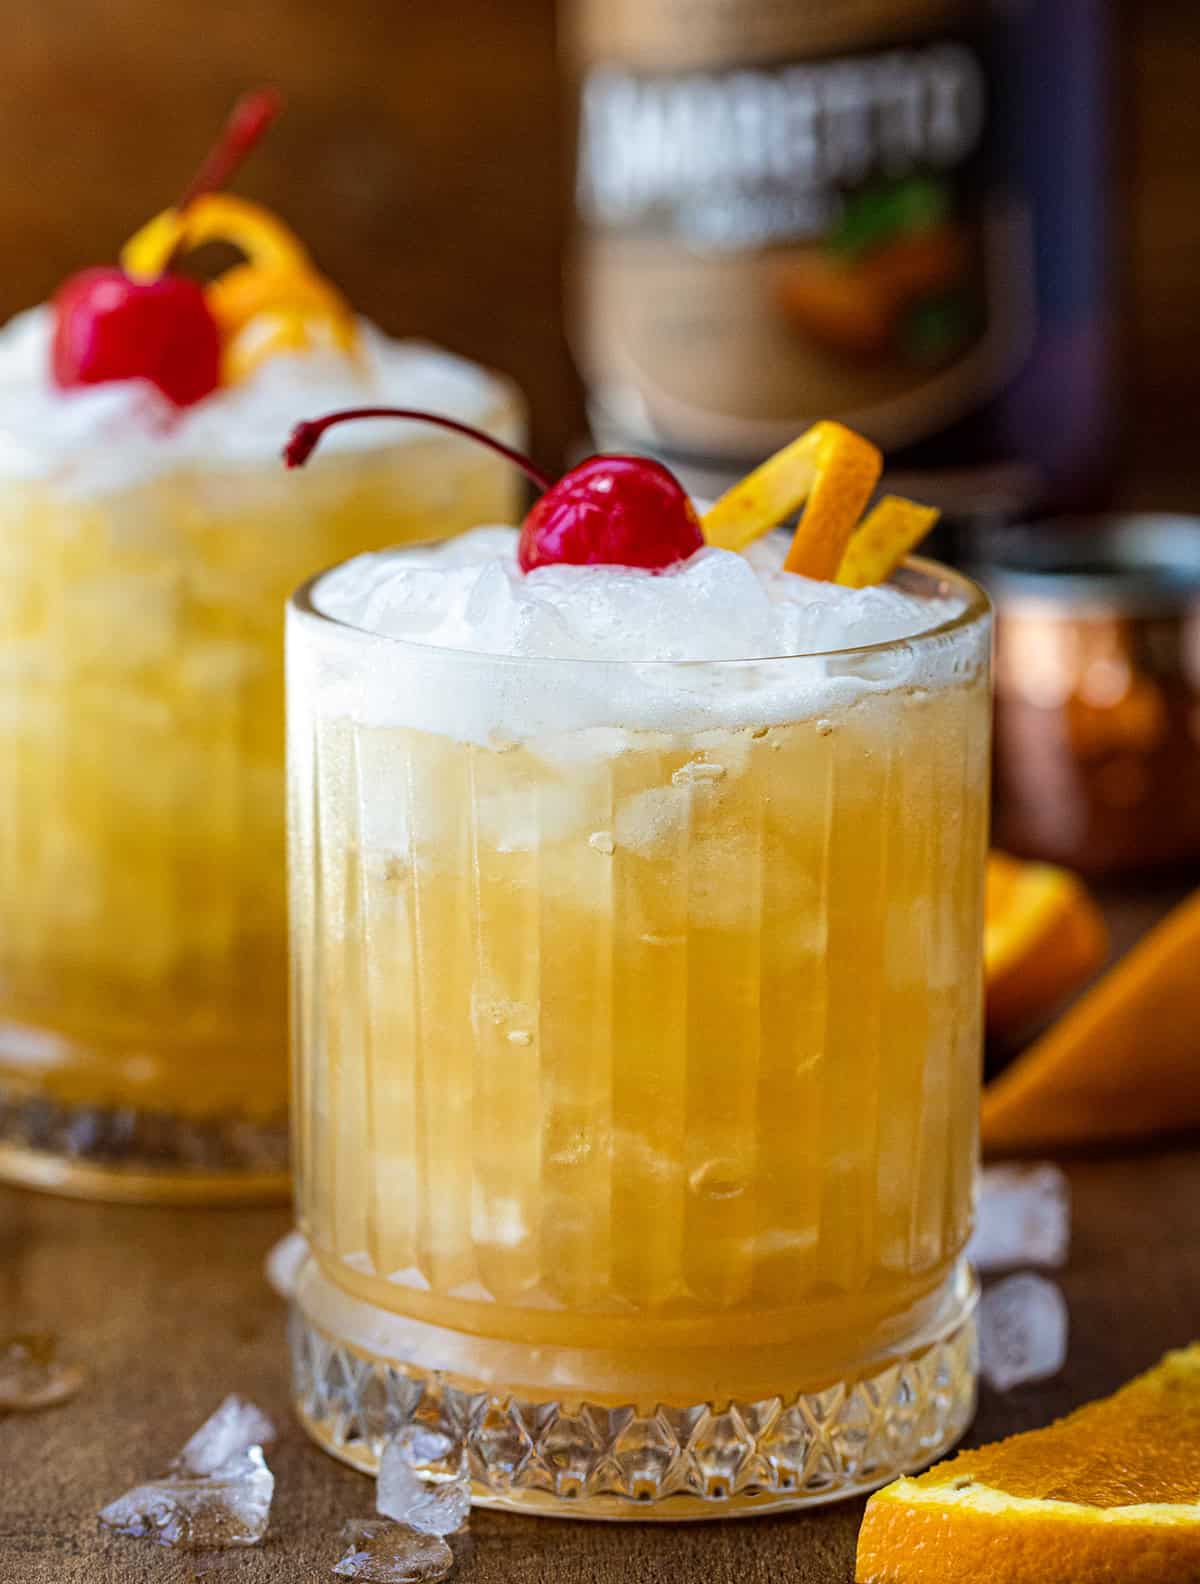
856,1343,1200,1584
984,853,1109,1042
776,225,970,360
982,886,1200,1154
775,259,896,357
701,420,882,579
836,495,941,588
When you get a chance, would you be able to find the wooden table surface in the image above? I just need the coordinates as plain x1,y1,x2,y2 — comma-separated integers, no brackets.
4,892,1198,1584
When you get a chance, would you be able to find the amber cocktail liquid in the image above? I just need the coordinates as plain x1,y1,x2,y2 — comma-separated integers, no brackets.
0,390,521,1201
287,538,991,1518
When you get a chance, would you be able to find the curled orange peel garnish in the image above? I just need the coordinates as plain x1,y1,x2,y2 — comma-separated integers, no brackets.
223,302,359,384
122,194,308,281
702,421,883,580
835,495,940,587
120,195,358,382
211,263,357,381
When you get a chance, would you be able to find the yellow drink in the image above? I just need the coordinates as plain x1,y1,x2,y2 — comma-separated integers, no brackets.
287,539,991,1516
0,371,523,1201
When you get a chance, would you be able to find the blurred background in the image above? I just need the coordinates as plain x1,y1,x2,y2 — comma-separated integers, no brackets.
2,0,1196,494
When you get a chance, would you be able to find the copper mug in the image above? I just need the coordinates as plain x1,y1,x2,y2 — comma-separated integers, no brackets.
981,515,1200,875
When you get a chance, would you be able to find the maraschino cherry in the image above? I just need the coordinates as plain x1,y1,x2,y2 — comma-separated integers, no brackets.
50,88,281,408
285,407,705,573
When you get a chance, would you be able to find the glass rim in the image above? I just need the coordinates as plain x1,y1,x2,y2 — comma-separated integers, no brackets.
288,550,991,670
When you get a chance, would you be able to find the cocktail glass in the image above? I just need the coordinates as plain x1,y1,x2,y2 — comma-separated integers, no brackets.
286,553,991,1516
0,388,522,1201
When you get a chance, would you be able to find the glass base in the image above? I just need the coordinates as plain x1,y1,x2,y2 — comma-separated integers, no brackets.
290,1258,978,1520
0,1083,289,1203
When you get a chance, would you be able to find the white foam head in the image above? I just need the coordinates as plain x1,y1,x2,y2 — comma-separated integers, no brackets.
297,527,987,745
0,308,516,494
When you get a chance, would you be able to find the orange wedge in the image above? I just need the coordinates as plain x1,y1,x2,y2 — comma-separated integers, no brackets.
982,887,1200,1154
984,853,1109,1043
856,1343,1200,1583
836,495,941,588
701,421,882,579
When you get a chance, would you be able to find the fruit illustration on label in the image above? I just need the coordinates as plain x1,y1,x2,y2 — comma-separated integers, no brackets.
774,178,977,367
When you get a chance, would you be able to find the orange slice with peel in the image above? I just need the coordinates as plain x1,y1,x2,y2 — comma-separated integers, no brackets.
702,420,882,579
982,886,1200,1154
984,852,1109,1042
856,1343,1200,1584
835,495,940,587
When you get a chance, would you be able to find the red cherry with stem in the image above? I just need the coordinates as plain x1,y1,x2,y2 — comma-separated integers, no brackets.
516,454,703,572
50,87,282,407
285,408,705,573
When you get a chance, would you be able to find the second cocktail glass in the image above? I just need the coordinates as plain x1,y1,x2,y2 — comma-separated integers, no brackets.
0,97,525,1200
0,348,521,1201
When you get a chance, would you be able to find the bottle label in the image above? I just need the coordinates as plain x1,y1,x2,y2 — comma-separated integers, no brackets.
569,0,1034,461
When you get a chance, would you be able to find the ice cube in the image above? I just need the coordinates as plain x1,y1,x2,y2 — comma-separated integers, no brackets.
99,1396,276,1548
376,1426,471,1535
265,1230,310,1301
979,1273,1069,1391
99,1446,274,1548
0,1332,86,1411
968,1163,1071,1273
671,758,727,786
333,1519,455,1582
177,1394,277,1476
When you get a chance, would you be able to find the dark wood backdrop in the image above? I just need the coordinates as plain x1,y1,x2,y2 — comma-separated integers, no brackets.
2,0,1197,486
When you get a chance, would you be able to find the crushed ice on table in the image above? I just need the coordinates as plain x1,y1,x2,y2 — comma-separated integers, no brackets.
99,1448,274,1549
968,1163,1071,1273
333,1519,454,1583
377,1426,471,1536
0,1332,86,1411
99,1395,276,1548
979,1272,1069,1391
265,1229,310,1301
177,1394,277,1475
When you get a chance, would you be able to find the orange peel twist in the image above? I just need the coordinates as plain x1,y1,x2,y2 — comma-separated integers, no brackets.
121,194,358,384
703,421,940,584
702,421,882,579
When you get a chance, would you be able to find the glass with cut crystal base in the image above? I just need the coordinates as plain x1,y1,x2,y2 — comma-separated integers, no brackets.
286,555,991,1517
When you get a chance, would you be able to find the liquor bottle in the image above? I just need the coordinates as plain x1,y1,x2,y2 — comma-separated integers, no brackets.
564,0,1114,524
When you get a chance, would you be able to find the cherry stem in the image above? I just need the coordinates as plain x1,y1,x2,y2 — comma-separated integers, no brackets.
161,87,282,274
284,407,554,492
174,87,283,216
